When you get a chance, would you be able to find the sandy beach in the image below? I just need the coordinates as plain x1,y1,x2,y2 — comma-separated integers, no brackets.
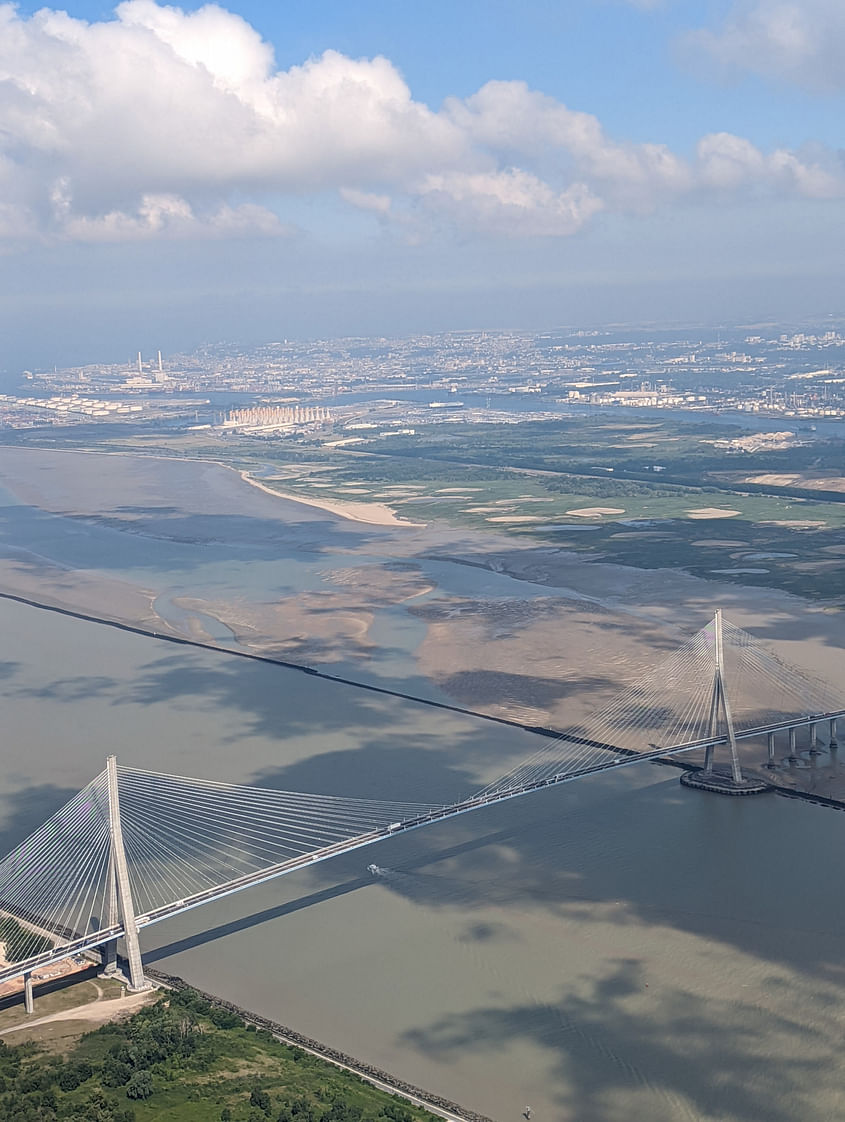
239,470,427,528
0,444,843,1122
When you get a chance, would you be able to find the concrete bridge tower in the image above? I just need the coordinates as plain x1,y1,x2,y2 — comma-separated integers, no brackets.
103,755,147,991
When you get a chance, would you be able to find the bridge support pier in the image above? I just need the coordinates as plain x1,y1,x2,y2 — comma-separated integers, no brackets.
100,939,118,975
786,726,801,763
765,731,778,769
23,972,33,1015
808,722,822,756
830,718,838,750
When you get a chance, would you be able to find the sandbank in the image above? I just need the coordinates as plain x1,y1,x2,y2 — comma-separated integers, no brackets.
0,555,166,635
486,515,546,523
0,444,840,748
239,472,425,527
686,507,741,519
710,567,770,574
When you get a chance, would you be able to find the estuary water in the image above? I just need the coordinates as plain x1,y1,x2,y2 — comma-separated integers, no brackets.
2,598,845,1122
0,449,843,1122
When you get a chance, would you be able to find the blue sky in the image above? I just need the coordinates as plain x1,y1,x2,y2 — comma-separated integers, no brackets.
10,1,843,147
2,0,844,367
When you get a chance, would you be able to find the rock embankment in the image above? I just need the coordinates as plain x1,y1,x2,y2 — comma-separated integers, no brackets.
146,968,494,1122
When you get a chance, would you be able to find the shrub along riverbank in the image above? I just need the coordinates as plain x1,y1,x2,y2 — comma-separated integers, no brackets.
0,985,457,1122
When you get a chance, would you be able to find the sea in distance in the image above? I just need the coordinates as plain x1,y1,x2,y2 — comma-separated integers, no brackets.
0,453,843,1122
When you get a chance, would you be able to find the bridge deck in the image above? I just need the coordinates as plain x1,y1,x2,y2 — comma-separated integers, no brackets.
1,709,840,989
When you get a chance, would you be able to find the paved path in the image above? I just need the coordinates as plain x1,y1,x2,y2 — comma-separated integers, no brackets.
0,988,156,1035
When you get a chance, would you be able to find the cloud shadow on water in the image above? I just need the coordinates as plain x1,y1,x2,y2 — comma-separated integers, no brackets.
402,957,836,1122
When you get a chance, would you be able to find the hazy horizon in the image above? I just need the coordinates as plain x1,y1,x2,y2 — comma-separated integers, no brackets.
2,1,844,372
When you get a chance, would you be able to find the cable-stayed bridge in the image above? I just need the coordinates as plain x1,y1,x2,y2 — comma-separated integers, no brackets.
0,611,841,1008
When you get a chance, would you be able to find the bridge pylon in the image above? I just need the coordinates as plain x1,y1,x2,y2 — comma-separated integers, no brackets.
682,610,770,795
104,755,147,991
702,609,744,784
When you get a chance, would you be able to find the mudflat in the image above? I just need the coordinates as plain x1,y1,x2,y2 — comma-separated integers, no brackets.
0,443,839,736
1,445,845,1121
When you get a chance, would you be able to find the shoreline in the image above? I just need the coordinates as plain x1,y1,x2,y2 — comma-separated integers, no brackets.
237,469,427,528
146,968,493,1122
0,445,842,1119
0,443,425,530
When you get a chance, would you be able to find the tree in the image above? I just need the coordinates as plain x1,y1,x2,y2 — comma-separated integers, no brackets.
250,1086,272,1114
323,1104,363,1122
382,1107,412,1122
125,1070,154,1100
57,1061,93,1091
101,1057,132,1088
288,1100,317,1122
209,1006,242,1029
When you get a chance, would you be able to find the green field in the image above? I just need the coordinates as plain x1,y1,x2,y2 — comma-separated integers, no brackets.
3,414,845,602
243,448,845,601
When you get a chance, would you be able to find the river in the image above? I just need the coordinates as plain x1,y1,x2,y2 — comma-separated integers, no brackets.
0,454,844,1121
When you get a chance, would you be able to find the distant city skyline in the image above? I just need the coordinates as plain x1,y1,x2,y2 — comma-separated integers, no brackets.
2,0,844,370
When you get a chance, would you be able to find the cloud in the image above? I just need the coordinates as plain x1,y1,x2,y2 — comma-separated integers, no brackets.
61,196,289,242
339,188,392,216
686,0,845,91
0,1,463,234
446,81,693,210
419,170,605,237
696,133,844,198
0,1,843,248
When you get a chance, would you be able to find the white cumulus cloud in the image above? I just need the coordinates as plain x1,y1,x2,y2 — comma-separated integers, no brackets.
697,132,843,198
419,169,605,237
687,0,845,90
0,1,842,248
339,188,392,216
446,81,693,209
62,196,288,242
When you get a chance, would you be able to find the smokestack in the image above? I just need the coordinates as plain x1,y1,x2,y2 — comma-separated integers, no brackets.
137,351,142,375
157,350,163,372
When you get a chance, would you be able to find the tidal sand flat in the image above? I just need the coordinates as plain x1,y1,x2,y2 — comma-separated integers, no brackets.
0,446,844,1120
0,443,840,728
241,471,426,527
565,506,627,517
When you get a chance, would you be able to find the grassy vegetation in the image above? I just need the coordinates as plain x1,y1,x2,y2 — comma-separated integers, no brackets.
373,416,845,486
540,517,845,599
0,977,127,1038
3,415,845,601
237,439,845,600
0,987,442,1122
